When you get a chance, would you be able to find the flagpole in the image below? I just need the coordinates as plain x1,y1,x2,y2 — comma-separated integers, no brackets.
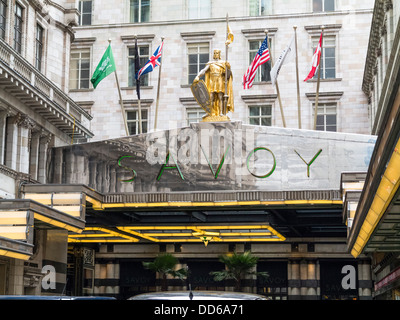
154,37,164,131
109,39,129,136
265,30,286,128
224,13,229,116
294,25,301,129
313,26,324,130
134,35,143,134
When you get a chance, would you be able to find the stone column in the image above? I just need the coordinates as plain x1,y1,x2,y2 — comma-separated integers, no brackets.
41,230,68,295
358,260,372,300
89,157,97,189
300,260,307,297
0,111,8,165
306,260,318,299
38,131,52,183
52,147,64,184
74,154,86,184
97,261,118,296
7,259,25,295
15,114,33,174
109,166,116,193
105,263,115,294
96,162,104,193
288,260,301,300
95,263,107,294
29,130,41,180
94,263,103,294
64,151,75,184
5,116,18,170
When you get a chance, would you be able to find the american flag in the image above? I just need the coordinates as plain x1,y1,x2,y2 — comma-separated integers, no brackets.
243,36,270,89
136,42,164,80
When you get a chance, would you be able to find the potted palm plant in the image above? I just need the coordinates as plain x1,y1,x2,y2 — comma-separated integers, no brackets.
210,251,268,292
142,253,188,291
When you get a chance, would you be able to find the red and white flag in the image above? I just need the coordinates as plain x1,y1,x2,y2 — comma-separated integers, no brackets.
304,32,322,82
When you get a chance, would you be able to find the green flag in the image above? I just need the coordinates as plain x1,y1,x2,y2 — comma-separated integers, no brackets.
90,44,116,88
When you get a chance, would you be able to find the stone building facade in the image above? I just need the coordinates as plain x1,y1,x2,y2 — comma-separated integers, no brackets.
0,0,92,295
345,0,400,300
69,0,374,141
2,0,394,301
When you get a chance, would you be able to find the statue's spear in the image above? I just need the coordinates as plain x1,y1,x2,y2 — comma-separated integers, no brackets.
224,13,233,116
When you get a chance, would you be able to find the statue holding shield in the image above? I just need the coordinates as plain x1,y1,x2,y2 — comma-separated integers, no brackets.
191,49,234,122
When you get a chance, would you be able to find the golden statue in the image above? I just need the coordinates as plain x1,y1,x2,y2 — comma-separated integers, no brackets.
191,49,234,122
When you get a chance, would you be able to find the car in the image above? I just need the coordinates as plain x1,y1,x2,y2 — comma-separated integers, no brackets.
128,290,269,300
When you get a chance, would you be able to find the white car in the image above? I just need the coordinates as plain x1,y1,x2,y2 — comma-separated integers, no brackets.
128,290,269,300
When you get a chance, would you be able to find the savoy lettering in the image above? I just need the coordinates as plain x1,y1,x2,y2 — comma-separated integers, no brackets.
117,125,322,182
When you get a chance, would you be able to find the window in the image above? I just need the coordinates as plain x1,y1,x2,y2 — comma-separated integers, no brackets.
13,3,23,53
35,24,43,71
0,0,7,40
313,0,334,12
249,105,272,126
78,1,92,26
249,0,272,16
187,108,206,124
187,43,209,84
314,103,336,132
127,109,148,134
69,49,91,89
188,0,211,19
128,45,149,87
249,39,272,82
312,35,335,79
130,0,150,23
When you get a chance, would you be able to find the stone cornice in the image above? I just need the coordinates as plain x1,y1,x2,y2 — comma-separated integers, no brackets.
0,164,18,179
180,31,216,41
362,0,386,95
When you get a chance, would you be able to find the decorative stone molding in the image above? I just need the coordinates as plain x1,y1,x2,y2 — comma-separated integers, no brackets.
179,97,197,106
241,28,278,40
121,34,155,45
305,91,344,102
376,41,382,57
304,24,342,37
23,266,44,288
39,129,53,144
122,99,154,108
72,37,97,45
241,94,278,103
385,0,393,11
15,113,36,130
362,0,386,95
0,164,18,179
381,18,387,36
180,31,216,42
